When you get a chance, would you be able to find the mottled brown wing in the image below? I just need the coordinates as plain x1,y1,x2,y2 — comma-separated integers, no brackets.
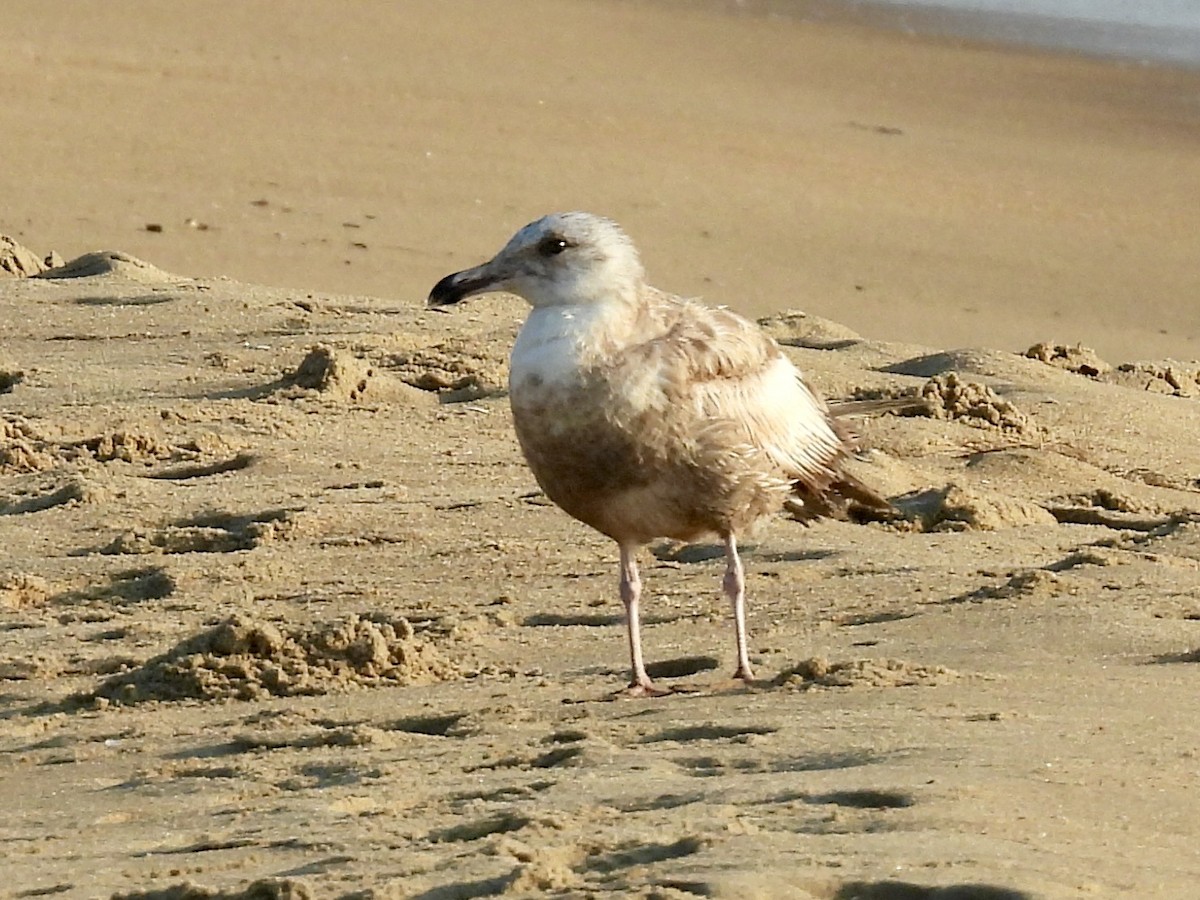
617,295,847,495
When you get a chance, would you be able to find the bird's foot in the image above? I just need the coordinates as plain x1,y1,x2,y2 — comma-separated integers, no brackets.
732,663,755,683
621,679,675,699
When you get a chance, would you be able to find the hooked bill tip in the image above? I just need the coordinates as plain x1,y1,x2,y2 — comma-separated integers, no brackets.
427,271,464,307
427,266,498,308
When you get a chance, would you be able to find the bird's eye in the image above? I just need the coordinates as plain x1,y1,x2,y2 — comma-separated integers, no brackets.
538,237,571,257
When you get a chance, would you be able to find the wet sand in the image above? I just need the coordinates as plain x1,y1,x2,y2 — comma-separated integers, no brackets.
4,0,1199,359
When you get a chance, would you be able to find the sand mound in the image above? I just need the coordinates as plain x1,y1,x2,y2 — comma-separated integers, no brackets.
89,612,461,706
81,430,180,463
756,309,863,348
35,250,179,283
896,482,1057,532
0,474,107,515
958,568,1073,603
919,374,1032,432
774,657,958,689
100,507,304,555
388,335,510,402
1058,487,1153,515
847,374,1033,434
1024,341,1111,376
284,344,432,405
1,416,56,472
1023,343,1200,398
1,417,240,474
0,235,60,277
1103,361,1200,398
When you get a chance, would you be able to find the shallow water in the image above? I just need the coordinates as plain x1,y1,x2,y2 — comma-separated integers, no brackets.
742,0,1200,66
874,0,1200,65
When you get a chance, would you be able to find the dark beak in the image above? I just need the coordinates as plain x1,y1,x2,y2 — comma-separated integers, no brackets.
427,263,498,308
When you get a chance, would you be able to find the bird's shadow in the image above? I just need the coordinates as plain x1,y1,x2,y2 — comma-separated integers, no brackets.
651,542,838,565
523,611,683,627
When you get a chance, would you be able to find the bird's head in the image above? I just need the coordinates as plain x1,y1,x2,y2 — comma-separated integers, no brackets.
428,212,644,310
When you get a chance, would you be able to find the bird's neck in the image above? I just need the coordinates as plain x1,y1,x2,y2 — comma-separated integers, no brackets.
511,299,640,385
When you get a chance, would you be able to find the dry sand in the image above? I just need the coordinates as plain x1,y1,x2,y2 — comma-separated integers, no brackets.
4,0,1199,360
3,2,1200,899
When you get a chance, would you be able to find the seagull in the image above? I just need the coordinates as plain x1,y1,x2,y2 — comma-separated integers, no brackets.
429,212,887,695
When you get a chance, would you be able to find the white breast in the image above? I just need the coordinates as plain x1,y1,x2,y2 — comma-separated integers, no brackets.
509,303,612,391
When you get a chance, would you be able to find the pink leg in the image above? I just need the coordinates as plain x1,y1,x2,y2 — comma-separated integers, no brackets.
723,533,754,681
619,543,658,695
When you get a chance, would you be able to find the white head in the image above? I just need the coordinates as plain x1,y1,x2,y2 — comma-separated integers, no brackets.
428,212,645,310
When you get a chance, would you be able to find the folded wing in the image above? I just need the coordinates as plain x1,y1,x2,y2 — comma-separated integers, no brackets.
617,296,847,502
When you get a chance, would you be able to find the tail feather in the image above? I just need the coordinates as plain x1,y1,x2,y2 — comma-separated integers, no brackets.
831,471,892,511
786,472,892,516
784,398,900,524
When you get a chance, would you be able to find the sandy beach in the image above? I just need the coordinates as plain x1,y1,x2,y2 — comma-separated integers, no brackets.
3,2,1200,898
